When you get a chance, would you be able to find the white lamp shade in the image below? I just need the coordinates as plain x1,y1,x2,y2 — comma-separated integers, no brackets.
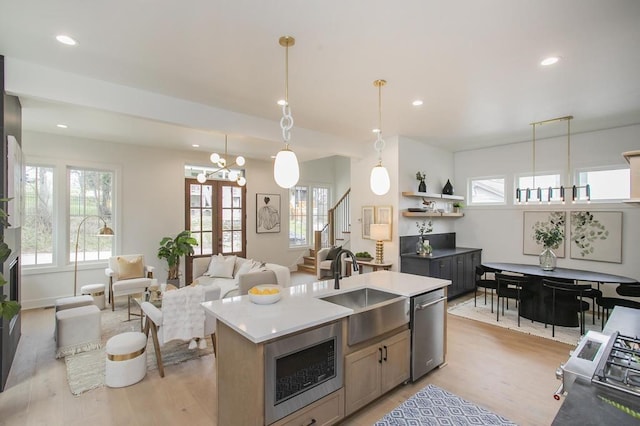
237,176,246,186
228,170,239,181
196,173,207,183
370,164,390,195
274,148,299,188
370,223,391,241
210,153,220,164
236,155,245,166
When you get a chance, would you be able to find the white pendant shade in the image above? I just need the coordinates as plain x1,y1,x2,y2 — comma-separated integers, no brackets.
370,164,390,195
196,173,207,183
274,148,299,188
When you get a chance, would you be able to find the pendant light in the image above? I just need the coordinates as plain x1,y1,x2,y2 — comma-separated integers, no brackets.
370,79,390,195
196,135,247,186
273,35,300,189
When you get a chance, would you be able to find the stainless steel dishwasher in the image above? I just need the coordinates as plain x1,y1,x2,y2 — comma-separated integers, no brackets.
410,287,446,381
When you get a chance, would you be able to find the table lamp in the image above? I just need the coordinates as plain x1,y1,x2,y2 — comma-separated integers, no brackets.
370,223,391,264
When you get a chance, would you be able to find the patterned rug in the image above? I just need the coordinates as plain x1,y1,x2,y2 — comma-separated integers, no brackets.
65,306,213,395
375,384,516,425
448,294,599,346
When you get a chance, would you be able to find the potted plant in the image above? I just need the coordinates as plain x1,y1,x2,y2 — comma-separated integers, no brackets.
157,230,198,285
416,172,427,193
452,202,464,213
533,219,564,271
415,220,433,255
0,198,20,321
354,251,373,262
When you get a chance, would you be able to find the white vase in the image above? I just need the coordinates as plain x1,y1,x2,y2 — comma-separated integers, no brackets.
539,247,557,271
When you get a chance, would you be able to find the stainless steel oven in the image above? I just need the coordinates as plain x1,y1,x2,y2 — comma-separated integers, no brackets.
264,321,343,425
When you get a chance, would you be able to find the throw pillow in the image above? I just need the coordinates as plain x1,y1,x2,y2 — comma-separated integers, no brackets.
117,256,144,280
205,254,236,278
325,246,342,261
233,257,249,277
235,258,257,276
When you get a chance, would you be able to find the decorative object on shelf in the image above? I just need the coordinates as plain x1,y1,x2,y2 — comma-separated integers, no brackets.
416,171,427,193
74,216,115,296
354,251,373,262
273,35,300,189
157,230,198,282
569,211,622,263
420,239,433,256
408,207,427,213
256,193,281,233
370,79,390,195
532,214,564,271
442,179,454,195
370,224,391,264
196,135,246,186
452,202,463,213
515,115,591,204
415,219,433,255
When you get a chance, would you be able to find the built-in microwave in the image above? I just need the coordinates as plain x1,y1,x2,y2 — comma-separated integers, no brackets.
264,321,343,425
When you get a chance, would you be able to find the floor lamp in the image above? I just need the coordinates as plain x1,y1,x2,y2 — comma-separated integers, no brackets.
370,224,391,264
74,216,114,296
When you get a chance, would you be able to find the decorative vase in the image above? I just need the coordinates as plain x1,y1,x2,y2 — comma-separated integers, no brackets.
442,179,454,195
416,239,425,255
539,247,557,271
418,180,426,193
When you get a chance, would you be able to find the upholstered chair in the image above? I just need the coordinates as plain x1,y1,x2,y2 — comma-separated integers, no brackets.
105,254,154,320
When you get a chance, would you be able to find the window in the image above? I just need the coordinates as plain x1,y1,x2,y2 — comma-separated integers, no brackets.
68,168,114,263
516,173,562,203
577,167,630,201
22,165,54,266
469,177,505,204
289,185,330,248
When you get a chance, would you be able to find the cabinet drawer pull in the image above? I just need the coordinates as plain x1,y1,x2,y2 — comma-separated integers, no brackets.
383,345,388,361
303,419,317,426
378,347,383,363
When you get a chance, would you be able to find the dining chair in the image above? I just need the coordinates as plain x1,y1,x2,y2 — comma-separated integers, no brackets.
495,273,533,327
475,265,499,313
542,279,591,337
596,283,640,330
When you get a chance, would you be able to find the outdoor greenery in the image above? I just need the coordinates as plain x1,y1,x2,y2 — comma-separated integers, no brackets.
0,198,20,321
157,230,198,280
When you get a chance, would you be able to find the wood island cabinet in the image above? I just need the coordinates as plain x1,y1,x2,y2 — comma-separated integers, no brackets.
344,329,410,416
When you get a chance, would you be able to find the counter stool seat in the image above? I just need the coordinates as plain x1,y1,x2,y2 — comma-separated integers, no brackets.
55,304,101,358
105,332,147,388
81,284,106,310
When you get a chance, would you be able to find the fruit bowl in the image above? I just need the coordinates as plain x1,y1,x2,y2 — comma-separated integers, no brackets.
248,284,282,305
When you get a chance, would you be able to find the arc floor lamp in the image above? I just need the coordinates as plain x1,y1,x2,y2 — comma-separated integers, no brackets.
73,215,114,296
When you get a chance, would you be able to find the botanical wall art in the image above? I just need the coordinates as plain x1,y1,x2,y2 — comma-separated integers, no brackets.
570,211,622,263
256,193,281,233
362,206,374,239
523,211,566,258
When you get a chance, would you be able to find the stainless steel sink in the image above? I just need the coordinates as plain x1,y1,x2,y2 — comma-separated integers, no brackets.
320,288,409,345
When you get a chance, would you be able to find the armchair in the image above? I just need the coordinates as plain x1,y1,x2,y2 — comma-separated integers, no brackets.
141,285,220,377
105,254,154,320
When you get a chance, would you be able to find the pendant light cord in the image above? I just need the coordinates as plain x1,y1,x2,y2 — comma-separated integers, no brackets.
280,40,293,145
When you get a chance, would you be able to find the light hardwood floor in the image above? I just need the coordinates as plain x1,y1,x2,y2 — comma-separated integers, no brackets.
0,274,572,426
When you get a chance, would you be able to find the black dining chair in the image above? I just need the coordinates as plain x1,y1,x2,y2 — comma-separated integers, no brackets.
495,273,533,327
542,279,591,337
475,265,499,312
596,283,640,330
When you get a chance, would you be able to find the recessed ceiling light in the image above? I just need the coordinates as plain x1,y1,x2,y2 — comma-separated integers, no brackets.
56,124,68,129
412,100,424,106
56,35,77,46
540,56,560,66
192,144,200,148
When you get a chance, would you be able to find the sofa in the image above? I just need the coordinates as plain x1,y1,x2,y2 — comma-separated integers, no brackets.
192,255,291,299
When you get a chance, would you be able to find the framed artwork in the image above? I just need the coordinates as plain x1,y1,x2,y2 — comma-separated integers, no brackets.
256,193,281,233
523,211,566,258
375,205,393,239
570,211,622,263
362,206,374,239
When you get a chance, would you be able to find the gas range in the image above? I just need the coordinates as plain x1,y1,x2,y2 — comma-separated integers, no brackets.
592,332,640,399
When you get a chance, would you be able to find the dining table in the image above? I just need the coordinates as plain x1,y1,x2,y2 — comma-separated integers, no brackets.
482,262,638,326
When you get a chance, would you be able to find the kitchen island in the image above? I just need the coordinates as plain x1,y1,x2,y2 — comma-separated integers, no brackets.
202,271,450,426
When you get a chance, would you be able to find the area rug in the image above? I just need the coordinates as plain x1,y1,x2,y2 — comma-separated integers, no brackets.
64,307,213,396
375,384,516,425
448,295,599,346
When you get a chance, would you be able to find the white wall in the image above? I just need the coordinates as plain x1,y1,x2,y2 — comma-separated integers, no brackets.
454,124,640,296
21,131,343,308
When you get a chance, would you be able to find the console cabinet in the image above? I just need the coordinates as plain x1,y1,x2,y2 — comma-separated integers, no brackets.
401,249,481,299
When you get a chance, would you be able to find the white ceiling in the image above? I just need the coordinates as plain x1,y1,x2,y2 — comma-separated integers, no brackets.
1,0,640,162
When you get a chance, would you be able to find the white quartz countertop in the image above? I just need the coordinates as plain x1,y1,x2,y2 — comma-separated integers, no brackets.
201,270,450,344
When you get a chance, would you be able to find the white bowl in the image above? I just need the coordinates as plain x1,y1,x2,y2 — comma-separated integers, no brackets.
248,284,282,305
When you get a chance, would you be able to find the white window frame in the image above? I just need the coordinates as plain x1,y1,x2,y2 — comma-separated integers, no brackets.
575,165,630,202
467,175,506,206
22,163,56,267
515,171,563,204
289,183,331,249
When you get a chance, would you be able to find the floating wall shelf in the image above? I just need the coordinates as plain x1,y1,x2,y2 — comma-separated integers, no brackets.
402,191,464,201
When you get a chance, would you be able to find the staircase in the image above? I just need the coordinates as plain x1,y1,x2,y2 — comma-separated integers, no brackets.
297,189,351,275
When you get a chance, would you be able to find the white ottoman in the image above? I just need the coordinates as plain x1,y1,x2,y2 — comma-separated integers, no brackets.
81,284,106,310
55,295,94,312
55,304,101,358
105,332,147,388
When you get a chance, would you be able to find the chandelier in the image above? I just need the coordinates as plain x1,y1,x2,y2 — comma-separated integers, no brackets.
273,35,300,189
515,115,590,204
196,135,246,186
370,79,391,195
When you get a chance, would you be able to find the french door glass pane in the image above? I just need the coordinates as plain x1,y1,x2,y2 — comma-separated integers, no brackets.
232,187,242,207
222,187,231,208
202,185,213,208
201,233,213,254
232,231,242,252
222,209,232,230
202,209,213,231
190,209,201,231
190,184,201,207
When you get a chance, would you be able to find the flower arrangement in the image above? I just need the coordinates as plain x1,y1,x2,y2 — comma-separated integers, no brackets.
416,219,433,237
416,171,426,182
533,217,564,250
